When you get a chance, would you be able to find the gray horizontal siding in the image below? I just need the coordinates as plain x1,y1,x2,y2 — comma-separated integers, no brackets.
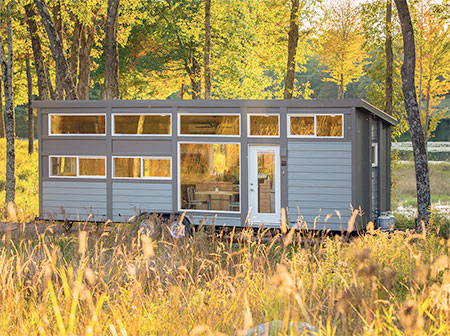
112,182,172,222
190,214,241,227
287,142,352,229
41,181,107,221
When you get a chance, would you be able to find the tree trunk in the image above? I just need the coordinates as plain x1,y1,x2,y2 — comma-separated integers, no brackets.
45,65,56,100
52,2,64,100
0,83,4,138
0,2,16,206
105,0,120,100
78,26,95,100
34,0,78,100
385,0,393,114
180,81,185,99
68,17,82,88
26,56,34,154
186,57,201,99
284,0,300,99
393,0,431,230
337,74,344,99
204,0,211,99
25,3,50,101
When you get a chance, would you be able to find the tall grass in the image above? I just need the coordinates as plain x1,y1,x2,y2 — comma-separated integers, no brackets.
0,139,39,221
1,223,450,335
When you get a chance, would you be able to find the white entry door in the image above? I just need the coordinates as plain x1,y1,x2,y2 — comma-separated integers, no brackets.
248,146,281,225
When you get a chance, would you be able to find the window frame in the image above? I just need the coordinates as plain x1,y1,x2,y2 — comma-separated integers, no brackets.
371,142,378,167
49,155,107,178
112,113,172,136
287,113,344,138
177,141,241,214
287,114,316,137
112,156,172,180
142,157,172,180
178,113,241,137
247,113,280,138
48,113,107,136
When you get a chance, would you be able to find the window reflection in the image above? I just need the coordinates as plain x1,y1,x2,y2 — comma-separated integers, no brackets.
316,115,342,137
114,158,141,178
180,115,239,135
249,115,279,136
290,116,314,136
143,159,171,178
79,158,105,176
180,143,240,212
114,115,171,135
257,153,275,213
51,157,77,176
50,115,105,135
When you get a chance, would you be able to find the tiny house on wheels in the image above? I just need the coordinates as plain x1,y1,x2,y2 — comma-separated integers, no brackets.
33,99,396,231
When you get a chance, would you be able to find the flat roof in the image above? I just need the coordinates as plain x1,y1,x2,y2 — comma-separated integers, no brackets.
33,98,397,126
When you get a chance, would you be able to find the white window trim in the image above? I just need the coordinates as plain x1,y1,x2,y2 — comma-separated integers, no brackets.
372,142,378,167
178,113,241,137
112,113,172,136
142,156,172,180
177,141,241,214
112,156,172,180
48,113,106,136
49,155,107,178
287,114,316,137
247,114,280,138
287,113,345,138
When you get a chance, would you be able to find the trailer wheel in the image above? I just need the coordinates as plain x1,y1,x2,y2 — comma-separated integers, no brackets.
136,213,192,240
139,217,156,236
166,215,193,239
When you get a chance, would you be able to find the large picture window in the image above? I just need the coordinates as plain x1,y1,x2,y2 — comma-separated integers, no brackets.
113,157,172,179
179,114,240,136
113,114,171,135
179,143,240,212
288,114,343,137
50,156,106,178
49,114,106,135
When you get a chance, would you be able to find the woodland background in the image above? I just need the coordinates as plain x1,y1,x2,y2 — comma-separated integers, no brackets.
0,0,449,143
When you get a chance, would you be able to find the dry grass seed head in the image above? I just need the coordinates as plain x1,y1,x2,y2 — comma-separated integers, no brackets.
355,248,371,264
84,267,97,286
413,264,429,286
430,255,450,279
141,235,155,258
78,231,89,255
271,264,296,296
399,299,424,334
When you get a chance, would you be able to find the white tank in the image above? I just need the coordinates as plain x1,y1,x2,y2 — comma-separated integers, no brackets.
378,212,394,231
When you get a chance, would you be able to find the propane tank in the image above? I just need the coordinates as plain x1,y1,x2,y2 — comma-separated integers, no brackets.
378,212,393,231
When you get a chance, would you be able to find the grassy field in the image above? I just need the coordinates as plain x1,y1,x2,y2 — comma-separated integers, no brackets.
392,161,450,210
1,141,450,334
0,139,38,222
1,223,450,335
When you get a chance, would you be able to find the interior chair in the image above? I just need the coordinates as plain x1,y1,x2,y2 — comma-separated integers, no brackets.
187,186,208,210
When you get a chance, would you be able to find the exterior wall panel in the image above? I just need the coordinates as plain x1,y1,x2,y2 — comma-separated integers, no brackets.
287,142,352,228
112,182,172,222
191,214,242,227
42,181,107,221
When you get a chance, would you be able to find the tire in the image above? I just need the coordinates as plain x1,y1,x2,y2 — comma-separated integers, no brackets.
137,213,192,240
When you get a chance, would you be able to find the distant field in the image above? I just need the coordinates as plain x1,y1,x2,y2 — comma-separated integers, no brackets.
392,161,450,212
